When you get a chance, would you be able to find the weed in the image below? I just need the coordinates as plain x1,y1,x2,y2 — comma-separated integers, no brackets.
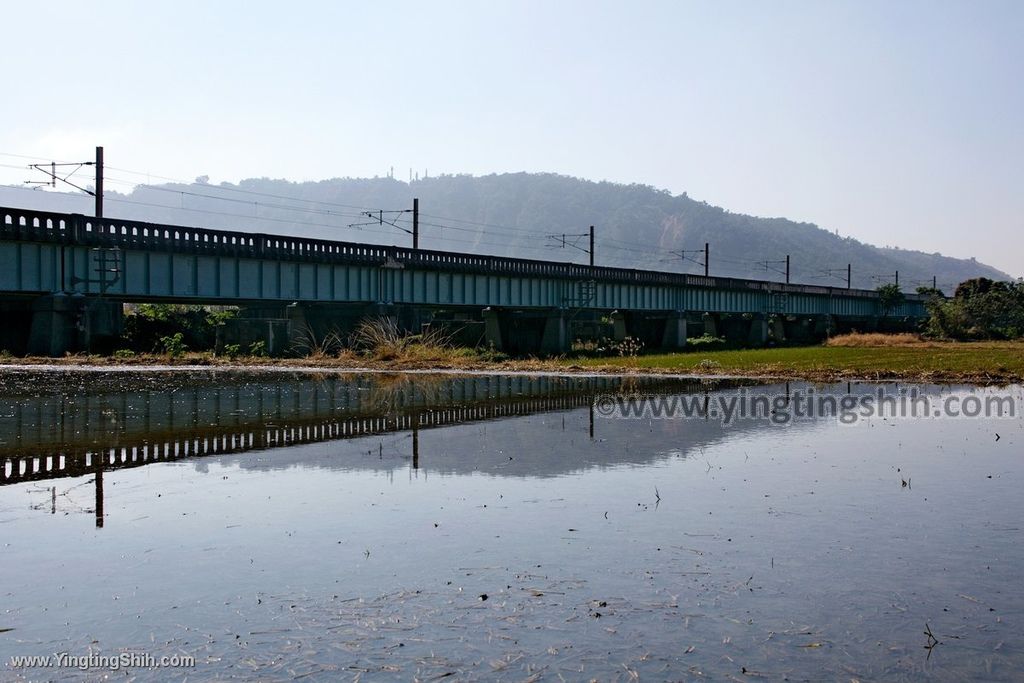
826,332,925,347
159,333,188,358
290,323,347,358
248,341,268,357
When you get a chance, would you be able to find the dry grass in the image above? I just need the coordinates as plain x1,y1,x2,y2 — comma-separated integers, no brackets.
826,332,929,347
362,373,449,413
348,317,495,366
289,322,348,358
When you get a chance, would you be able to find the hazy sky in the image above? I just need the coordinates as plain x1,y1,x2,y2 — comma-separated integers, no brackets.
2,0,1021,276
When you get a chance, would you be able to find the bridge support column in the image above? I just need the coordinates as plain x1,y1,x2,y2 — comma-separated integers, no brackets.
0,301,32,355
768,315,786,344
788,317,815,344
702,312,718,338
747,314,769,346
482,307,503,350
285,303,310,353
540,309,569,355
813,314,836,339
610,310,628,341
227,306,291,356
28,293,78,357
661,311,688,349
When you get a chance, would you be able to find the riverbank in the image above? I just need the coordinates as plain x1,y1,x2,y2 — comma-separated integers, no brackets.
569,339,1024,383
2,338,1022,384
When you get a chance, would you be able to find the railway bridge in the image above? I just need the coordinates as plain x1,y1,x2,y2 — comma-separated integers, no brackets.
0,206,927,355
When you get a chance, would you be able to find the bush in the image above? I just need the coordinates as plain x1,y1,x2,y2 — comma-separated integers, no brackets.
614,336,644,357
476,342,509,363
572,336,644,358
926,278,1024,340
113,349,137,359
222,343,242,359
122,304,236,353
686,334,727,350
248,341,268,357
159,333,188,358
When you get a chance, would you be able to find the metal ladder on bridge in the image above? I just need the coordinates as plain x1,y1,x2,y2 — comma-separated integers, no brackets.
768,291,788,316
68,247,122,294
563,279,597,313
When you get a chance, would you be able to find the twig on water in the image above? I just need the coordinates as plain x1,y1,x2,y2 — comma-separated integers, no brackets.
924,622,941,659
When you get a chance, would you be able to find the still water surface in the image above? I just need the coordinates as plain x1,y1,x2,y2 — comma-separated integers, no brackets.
0,370,1021,681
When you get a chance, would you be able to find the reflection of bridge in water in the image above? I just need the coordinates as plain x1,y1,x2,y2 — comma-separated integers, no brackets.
1,371,750,525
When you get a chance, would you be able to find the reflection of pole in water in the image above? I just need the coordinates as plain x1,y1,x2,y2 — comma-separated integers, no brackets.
412,415,420,471
51,486,56,515
95,458,104,529
589,402,594,440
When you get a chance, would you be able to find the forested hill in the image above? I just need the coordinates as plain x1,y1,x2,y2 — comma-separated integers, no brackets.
0,173,1010,291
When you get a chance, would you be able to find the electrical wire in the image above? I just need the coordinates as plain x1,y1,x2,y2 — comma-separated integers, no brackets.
106,165,386,213
1,151,952,288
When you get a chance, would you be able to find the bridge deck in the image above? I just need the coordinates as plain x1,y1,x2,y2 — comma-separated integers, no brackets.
1,206,926,317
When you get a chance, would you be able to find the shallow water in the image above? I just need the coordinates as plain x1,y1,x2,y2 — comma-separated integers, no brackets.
0,370,1022,681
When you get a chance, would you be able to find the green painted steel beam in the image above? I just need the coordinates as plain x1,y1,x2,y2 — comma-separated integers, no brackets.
0,206,930,318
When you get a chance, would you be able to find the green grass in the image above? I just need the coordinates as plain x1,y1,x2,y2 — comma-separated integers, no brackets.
568,341,1024,381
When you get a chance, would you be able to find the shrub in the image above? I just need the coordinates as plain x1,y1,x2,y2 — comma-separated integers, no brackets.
686,334,726,350
159,333,187,358
925,278,1024,340
122,304,237,353
248,341,268,357
573,336,645,358
476,344,509,363
614,336,644,357
113,349,137,359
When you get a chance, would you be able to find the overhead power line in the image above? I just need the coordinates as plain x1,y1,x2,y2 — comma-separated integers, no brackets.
2,149,957,292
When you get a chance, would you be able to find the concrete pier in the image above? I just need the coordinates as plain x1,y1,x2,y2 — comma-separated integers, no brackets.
540,309,570,354
747,314,769,346
482,307,503,350
27,294,123,356
661,311,688,349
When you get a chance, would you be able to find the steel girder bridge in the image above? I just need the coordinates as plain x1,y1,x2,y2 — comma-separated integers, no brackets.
0,206,927,354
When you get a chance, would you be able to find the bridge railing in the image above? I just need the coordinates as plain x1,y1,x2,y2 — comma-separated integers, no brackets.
1,205,924,302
